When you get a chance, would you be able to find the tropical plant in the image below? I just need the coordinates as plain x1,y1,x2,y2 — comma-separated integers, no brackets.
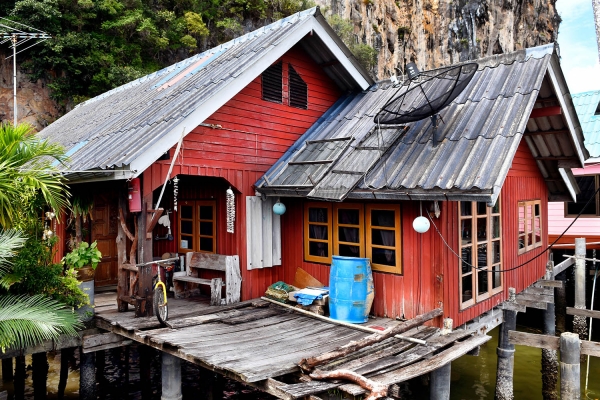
63,241,102,270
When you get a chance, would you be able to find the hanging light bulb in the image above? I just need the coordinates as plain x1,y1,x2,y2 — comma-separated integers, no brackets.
272,198,286,215
413,201,430,233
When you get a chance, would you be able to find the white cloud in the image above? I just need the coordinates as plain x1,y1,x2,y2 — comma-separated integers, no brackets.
562,61,600,93
556,0,594,22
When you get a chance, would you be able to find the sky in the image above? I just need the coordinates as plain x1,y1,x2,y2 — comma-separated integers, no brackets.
555,0,600,93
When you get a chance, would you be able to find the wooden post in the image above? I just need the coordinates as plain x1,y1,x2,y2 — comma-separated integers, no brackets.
95,350,106,398
573,238,587,342
161,353,182,400
57,348,73,400
430,363,451,400
560,332,580,400
14,355,25,400
79,348,96,400
555,270,567,335
495,288,517,400
139,345,153,400
136,188,154,317
542,262,558,400
1,358,13,381
32,352,48,400
117,193,129,312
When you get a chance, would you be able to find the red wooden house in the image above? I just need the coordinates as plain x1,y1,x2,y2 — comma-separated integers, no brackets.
39,8,587,328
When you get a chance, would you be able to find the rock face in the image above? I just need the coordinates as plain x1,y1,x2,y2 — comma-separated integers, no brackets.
0,52,61,131
0,0,560,128
316,0,559,80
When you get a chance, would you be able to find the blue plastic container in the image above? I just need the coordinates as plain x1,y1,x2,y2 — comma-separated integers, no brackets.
329,256,374,323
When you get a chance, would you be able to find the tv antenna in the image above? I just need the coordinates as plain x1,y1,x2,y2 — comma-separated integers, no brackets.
375,62,478,146
0,17,51,126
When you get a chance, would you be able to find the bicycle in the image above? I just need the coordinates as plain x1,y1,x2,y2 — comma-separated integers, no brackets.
152,258,178,326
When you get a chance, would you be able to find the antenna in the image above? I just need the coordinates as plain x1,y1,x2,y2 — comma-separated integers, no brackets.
374,62,478,146
0,17,51,126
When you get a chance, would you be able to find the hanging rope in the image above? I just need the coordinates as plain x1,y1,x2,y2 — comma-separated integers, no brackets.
226,187,235,233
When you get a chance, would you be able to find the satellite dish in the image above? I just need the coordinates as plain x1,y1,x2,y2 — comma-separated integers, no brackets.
374,62,478,145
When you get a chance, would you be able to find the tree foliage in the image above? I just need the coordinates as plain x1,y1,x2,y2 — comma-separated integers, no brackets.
3,0,316,106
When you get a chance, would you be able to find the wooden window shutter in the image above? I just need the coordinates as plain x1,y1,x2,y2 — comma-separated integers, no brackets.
288,64,307,109
245,196,282,270
262,62,283,103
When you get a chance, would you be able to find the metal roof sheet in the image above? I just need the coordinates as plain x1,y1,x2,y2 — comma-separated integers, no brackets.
37,7,373,181
257,44,586,203
572,90,600,158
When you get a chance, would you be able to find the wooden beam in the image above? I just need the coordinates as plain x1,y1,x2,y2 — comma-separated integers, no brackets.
82,332,132,353
524,286,554,296
580,340,600,358
500,302,527,313
535,96,558,105
553,257,574,276
536,156,576,160
534,279,564,288
525,129,569,136
566,307,600,320
558,159,583,168
529,106,562,119
508,331,559,350
146,208,163,239
515,293,554,303
515,297,548,310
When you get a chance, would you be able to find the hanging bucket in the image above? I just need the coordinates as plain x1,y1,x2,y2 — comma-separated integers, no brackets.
329,256,374,323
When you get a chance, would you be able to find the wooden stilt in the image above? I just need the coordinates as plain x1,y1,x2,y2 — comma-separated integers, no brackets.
95,350,106,398
117,194,129,312
560,332,580,400
139,345,153,400
136,193,154,317
495,303,517,400
14,355,25,400
79,348,96,400
430,362,451,400
542,262,558,400
1,358,13,381
57,348,73,400
208,373,225,400
32,352,48,400
161,352,182,400
573,238,587,342
555,271,567,334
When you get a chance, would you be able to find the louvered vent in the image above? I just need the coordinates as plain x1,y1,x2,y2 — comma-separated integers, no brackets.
262,62,283,103
289,65,307,109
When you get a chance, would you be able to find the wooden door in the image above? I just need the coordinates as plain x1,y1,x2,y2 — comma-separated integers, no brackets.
92,192,119,287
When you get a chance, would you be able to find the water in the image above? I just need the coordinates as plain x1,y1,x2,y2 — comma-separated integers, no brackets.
3,327,600,399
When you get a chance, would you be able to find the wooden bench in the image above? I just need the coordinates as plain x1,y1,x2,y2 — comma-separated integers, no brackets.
173,253,241,306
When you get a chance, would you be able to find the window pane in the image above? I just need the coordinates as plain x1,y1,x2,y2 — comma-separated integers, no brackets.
492,216,501,238
461,247,472,274
199,205,213,220
462,275,473,302
567,176,596,215
309,225,328,240
309,242,328,257
180,235,193,249
518,234,526,249
477,218,487,241
309,208,328,223
371,210,395,227
461,220,472,244
492,200,500,214
200,221,213,236
339,244,361,257
535,230,542,245
371,229,395,246
181,205,193,219
338,227,360,243
476,202,487,215
535,203,541,217
492,264,502,289
181,220,193,234
199,237,213,252
372,248,396,266
477,243,487,268
338,208,359,225
492,240,501,263
478,270,488,295
460,202,472,216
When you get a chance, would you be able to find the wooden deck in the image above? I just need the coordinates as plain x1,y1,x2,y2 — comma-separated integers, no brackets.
94,293,491,399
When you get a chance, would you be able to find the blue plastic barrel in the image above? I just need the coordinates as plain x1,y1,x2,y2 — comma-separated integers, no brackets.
329,256,374,323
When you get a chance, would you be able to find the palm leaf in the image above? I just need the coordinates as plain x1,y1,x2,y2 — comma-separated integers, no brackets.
0,294,82,351
0,230,26,278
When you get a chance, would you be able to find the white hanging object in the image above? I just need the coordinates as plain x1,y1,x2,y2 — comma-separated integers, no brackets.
413,201,430,233
226,187,235,233
173,176,179,211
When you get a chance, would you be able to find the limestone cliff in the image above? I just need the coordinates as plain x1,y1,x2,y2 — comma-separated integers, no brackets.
316,0,559,80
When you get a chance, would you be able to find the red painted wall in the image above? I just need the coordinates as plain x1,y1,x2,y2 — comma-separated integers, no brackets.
144,44,342,300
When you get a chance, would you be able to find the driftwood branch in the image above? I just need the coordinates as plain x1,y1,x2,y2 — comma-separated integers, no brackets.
118,207,135,242
299,308,442,371
310,369,387,400
129,216,138,265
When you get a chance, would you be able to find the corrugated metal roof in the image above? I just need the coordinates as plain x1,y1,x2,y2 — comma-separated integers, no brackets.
572,90,600,158
37,7,373,181
257,44,587,204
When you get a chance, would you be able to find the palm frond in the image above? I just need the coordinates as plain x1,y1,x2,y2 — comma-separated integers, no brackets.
0,294,82,351
0,230,26,278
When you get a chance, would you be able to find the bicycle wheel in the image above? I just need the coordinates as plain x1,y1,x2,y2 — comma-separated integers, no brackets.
153,285,168,325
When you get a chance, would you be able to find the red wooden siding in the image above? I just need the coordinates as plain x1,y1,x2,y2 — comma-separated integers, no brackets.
144,44,342,301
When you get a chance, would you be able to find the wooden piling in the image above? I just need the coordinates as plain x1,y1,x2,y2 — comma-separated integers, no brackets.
495,304,517,400
57,348,73,400
542,262,558,400
161,352,182,400
79,348,96,400
573,238,587,342
32,352,48,400
430,362,451,400
14,355,25,400
1,358,12,381
139,345,153,400
560,332,580,400
555,271,567,334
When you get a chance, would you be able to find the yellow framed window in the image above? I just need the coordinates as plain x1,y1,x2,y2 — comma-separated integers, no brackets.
304,203,332,263
333,204,365,258
178,200,216,253
366,204,402,274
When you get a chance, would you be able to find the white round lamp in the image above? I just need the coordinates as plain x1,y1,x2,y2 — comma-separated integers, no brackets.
413,215,430,233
